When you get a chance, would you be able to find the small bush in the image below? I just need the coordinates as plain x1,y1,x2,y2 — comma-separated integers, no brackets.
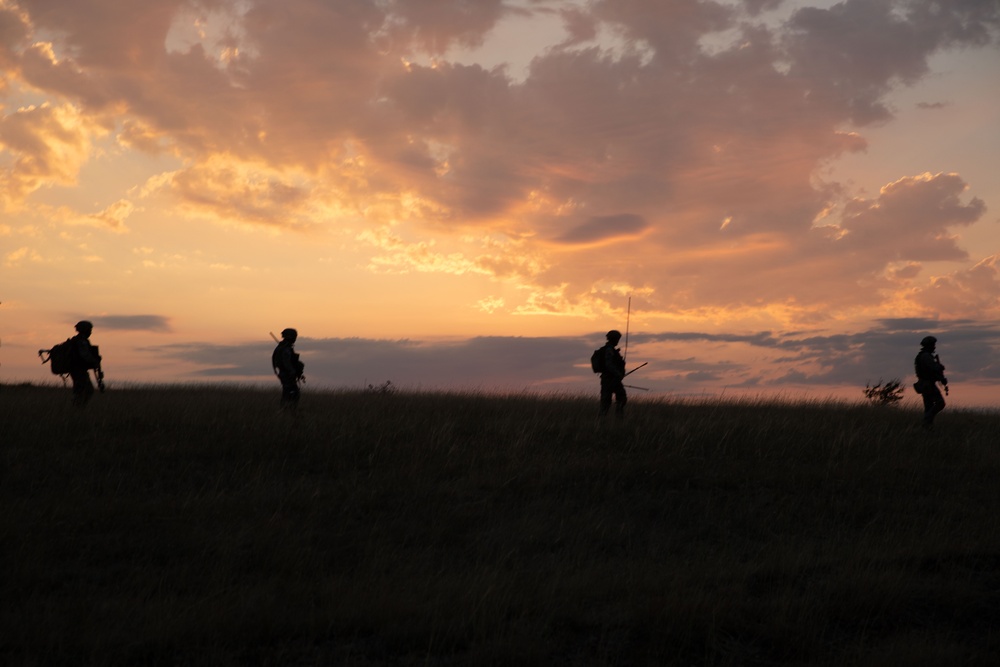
863,378,905,407
365,379,396,395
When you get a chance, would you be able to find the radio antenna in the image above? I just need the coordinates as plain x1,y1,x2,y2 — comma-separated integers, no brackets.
623,296,631,364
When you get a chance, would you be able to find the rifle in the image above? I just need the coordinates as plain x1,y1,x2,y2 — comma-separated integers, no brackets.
269,331,281,378
624,361,648,377
623,384,649,392
936,354,949,396
90,344,105,392
95,364,105,393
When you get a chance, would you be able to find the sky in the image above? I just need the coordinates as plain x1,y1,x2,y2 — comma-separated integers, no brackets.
1,0,999,405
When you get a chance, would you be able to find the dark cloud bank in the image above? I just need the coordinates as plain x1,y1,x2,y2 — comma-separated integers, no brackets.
74,315,173,332
139,318,1000,398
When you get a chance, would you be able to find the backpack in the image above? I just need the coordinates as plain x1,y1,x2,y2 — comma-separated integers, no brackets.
43,339,74,375
590,347,605,374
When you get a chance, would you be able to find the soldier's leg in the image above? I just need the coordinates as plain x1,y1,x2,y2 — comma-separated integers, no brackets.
599,379,613,416
922,385,944,427
930,390,945,421
614,383,627,418
280,379,300,410
71,371,94,407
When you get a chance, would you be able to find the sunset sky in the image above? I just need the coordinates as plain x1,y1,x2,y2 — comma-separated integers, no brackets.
2,0,999,404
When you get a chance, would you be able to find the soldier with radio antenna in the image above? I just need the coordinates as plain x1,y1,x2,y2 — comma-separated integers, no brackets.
597,328,627,419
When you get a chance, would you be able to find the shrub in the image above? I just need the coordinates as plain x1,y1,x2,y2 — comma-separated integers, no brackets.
863,378,905,407
365,379,396,395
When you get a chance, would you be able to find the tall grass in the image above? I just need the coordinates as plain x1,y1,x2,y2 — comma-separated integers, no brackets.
3,383,1000,665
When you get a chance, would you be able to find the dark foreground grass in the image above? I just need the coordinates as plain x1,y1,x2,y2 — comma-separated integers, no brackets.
3,383,1000,666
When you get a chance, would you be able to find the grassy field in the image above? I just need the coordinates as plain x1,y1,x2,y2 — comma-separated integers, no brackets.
3,382,1000,666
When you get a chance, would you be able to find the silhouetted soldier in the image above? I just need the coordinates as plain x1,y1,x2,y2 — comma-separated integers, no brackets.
599,329,627,419
914,335,948,430
69,320,102,407
272,328,305,410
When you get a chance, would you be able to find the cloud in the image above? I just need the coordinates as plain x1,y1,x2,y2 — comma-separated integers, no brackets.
79,199,136,231
2,0,999,327
636,331,782,347
142,335,591,389
605,170,989,319
133,319,1000,399
358,226,545,281
742,0,783,16
5,245,41,266
0,102,106,207
912,255,1000,317
379,0,507,54
554,213,649,245
91,314,173,332
839,172,985,262
138,341,272,377
18,199,139,235
161,157,316,228
633,319,1000,391
783,0,999,124
0,3,30,71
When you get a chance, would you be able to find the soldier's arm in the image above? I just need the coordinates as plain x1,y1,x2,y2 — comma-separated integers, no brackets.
77,339,100,368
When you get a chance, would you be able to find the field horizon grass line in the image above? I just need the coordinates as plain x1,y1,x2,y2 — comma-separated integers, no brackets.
3,383,1000,665
7,377,990,412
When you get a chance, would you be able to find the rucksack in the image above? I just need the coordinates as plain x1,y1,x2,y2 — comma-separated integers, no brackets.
43,339,74,375
590,347,605,374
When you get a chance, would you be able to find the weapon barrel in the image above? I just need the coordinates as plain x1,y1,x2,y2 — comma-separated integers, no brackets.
624,361,648,377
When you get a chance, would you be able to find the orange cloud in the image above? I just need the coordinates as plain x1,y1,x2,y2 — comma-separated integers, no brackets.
912,255,1000,319
1,0,997,339
0,102,105,207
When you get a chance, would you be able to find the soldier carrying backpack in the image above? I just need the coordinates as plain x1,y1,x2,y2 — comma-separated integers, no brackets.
39,320,104,407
